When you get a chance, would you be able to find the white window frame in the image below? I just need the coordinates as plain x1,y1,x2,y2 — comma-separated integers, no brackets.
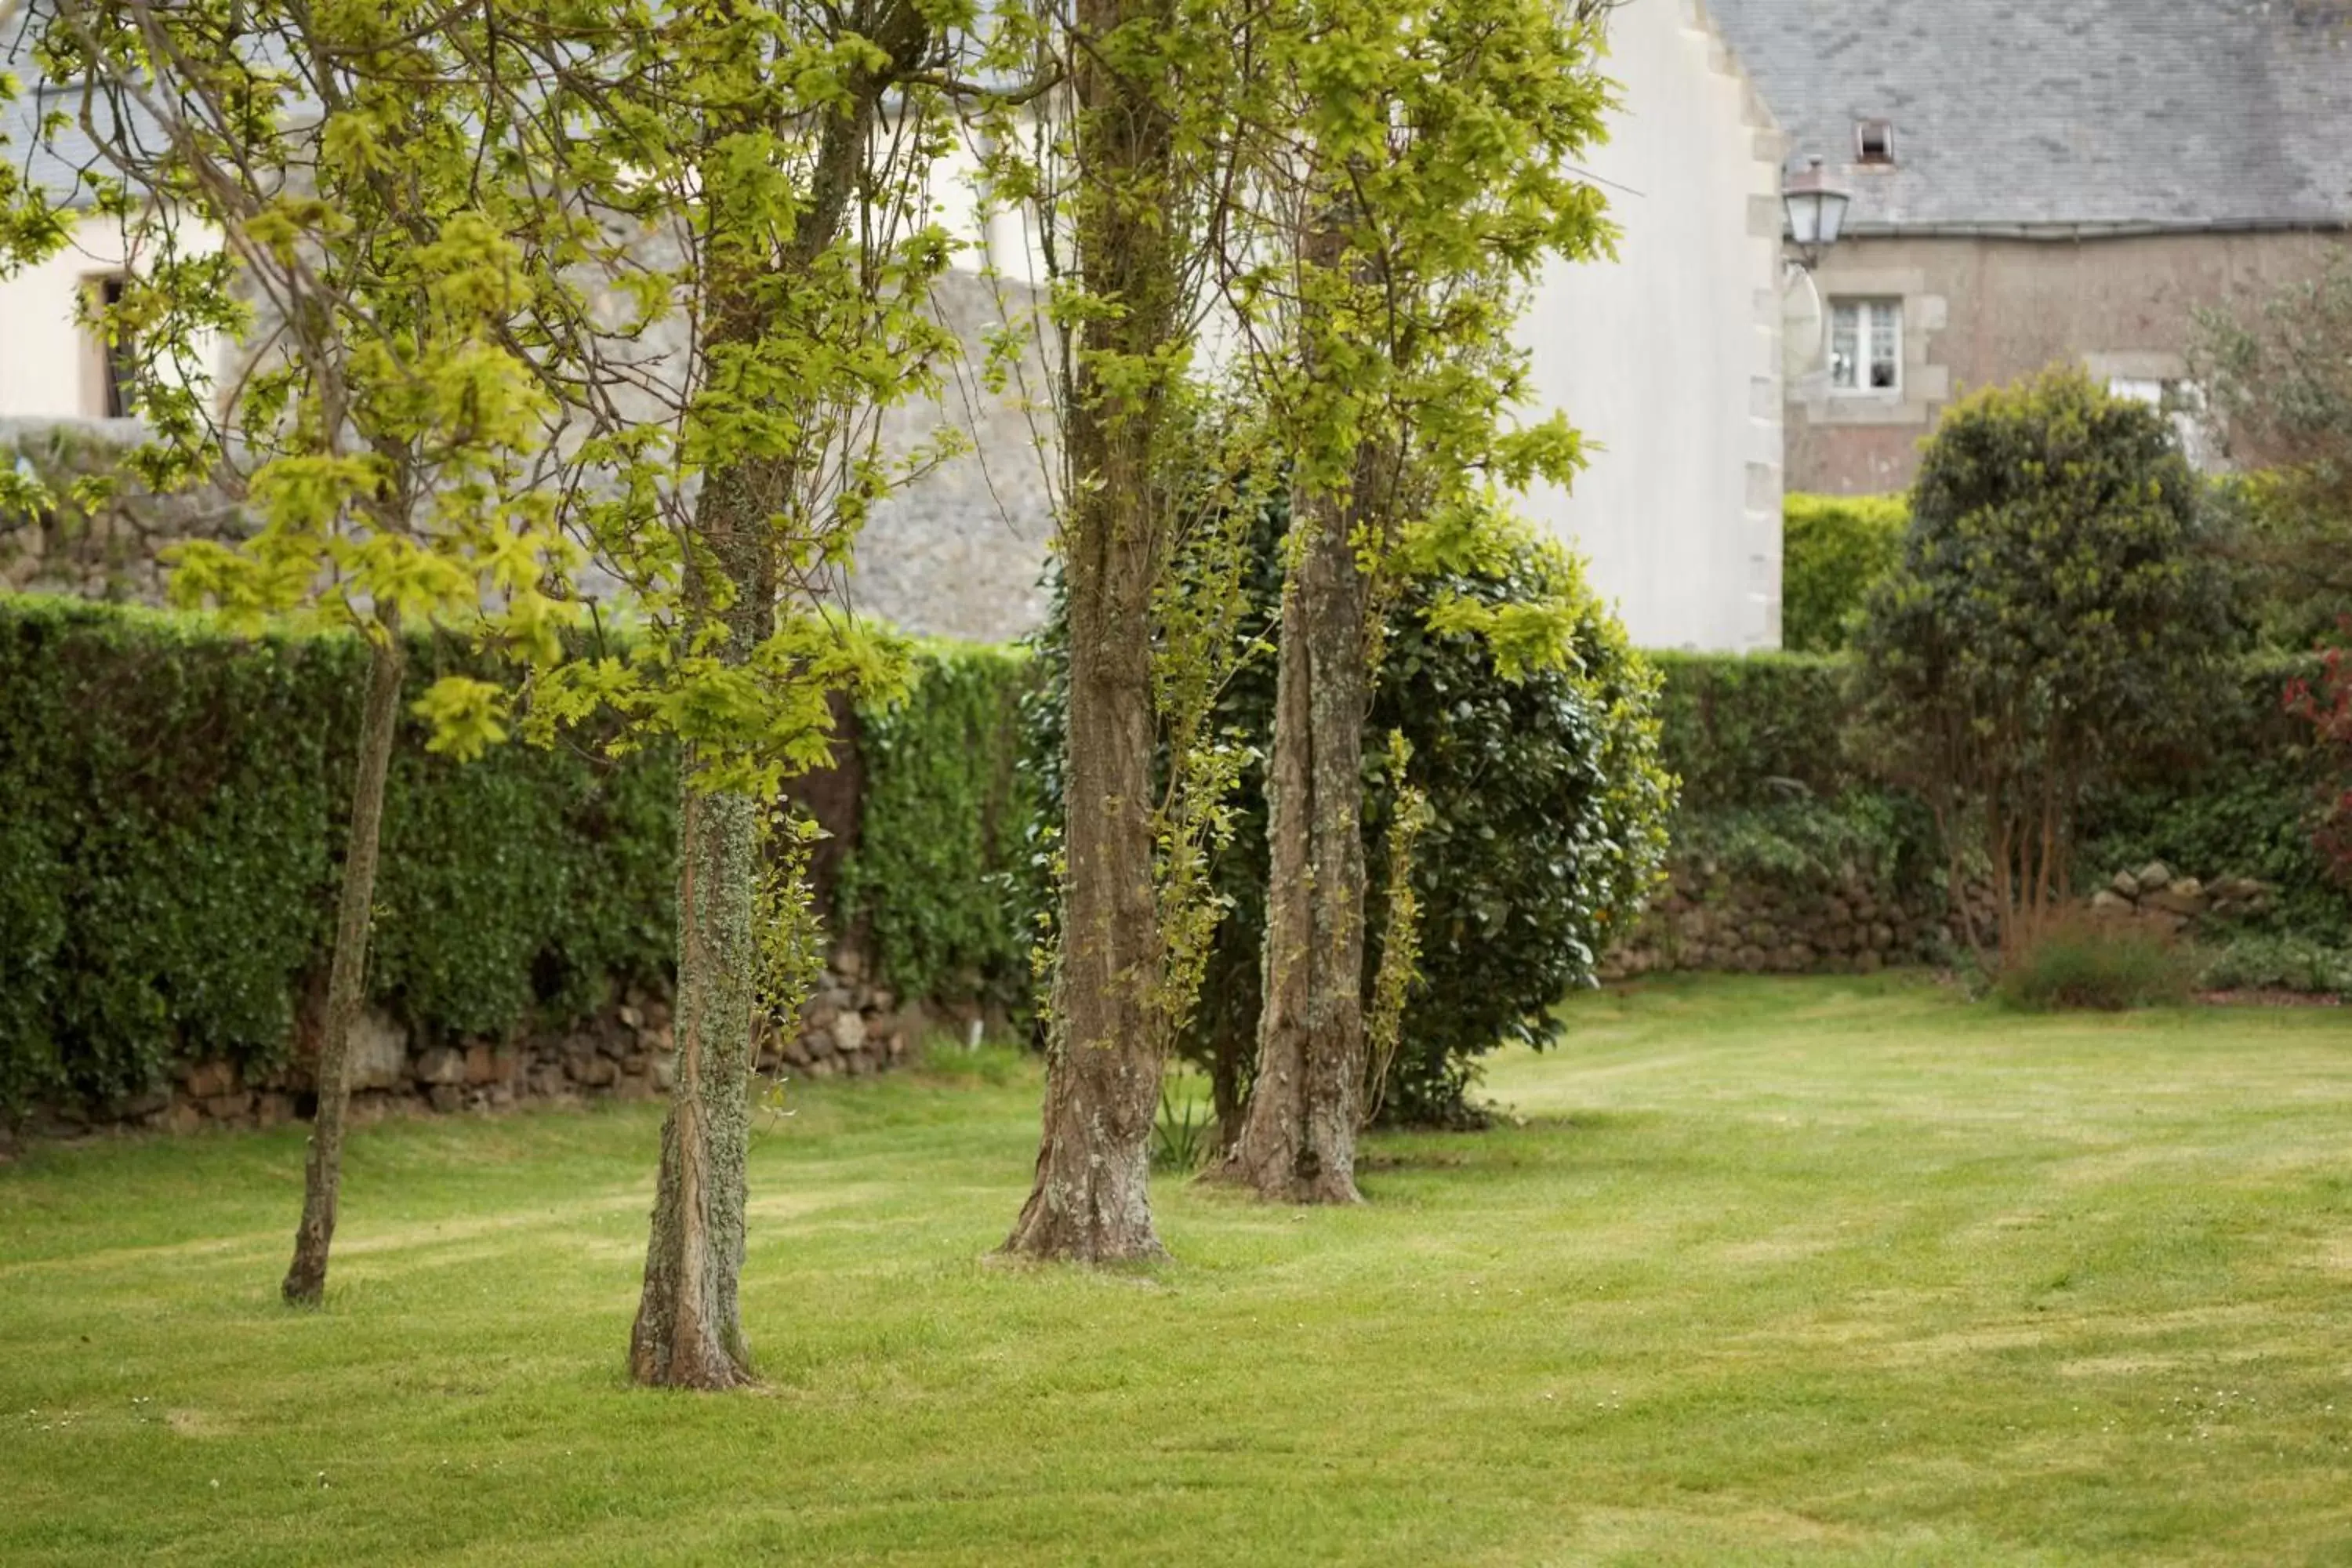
1829,298,1904,397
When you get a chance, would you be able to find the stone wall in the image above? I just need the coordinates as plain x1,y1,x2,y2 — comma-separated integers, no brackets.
1,418,252,601
2,272,1060,644
3,948,938,1150
1604,860,1994,979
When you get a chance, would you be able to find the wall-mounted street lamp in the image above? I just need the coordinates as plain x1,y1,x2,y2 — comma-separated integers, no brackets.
1782,155,1851,270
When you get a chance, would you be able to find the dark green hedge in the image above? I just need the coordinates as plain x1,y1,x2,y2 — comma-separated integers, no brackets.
835,642,1039,1011
1652,647,2347,935
1648,650,1860,811
0,597,1044,1115
0,595,676,1112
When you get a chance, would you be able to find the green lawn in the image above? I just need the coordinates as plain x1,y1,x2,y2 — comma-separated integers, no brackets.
4,975,2350,1566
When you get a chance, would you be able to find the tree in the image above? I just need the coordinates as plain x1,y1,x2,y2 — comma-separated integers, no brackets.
1853,366,2234,960
2191,246,2352,649
506,0,954,1384
9,0,964,1365
2190,246,2352,650
1212,0,1617,1200
13,0,593,1305
1025,499,1672,1138
982,0,1243,1263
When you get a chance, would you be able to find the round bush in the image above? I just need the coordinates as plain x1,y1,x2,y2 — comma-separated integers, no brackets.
1028,496,1671,1127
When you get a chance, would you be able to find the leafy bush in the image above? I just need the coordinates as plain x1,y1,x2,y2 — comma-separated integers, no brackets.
2197,932,2352,996
835,642,1039,1011
0,595,677,1113
1781,493,1907,653
1994,913,2191,1011
1646,650,1859,812
1027,501,1673,1127
1854,365,2235,956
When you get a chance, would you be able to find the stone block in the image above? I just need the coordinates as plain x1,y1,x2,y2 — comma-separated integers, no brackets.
2134,860,2173,892
570,1054,619,1089
2110,869,2141,899
162,1101,203,1136
414,1047,466,1086
183,1060,236,1099
830,1011,867,1057
255,1092,296,1129
2089,889,2134,916
426,1084,464,1113
463,1044,500,1086
347,1011,410,1091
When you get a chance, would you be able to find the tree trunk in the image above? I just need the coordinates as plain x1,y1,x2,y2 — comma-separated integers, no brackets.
284,607,406,1306
1004,515,1167,1260
630,460,771,1390
1003,0,1181,1262
1225,480,1369,1203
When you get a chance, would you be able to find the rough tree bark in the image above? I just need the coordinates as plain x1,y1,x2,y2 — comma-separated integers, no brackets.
1003,0,1181,1263
1225,477,1370,1203
283,606,406,1305
630,0,927,1383
628,447,773,1388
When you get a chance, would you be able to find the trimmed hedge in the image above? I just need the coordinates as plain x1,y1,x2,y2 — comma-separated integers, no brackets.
0,595,677,1113
0,596,1043,1116
1781,492,1907,654
835,642,1039,1011
1650,646,2348,938
1648,649,1859,811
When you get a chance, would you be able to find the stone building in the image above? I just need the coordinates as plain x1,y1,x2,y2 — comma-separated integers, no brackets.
1709,0,2352,495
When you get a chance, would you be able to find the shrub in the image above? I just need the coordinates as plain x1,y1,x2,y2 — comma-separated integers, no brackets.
1994,912,2192,1011
1026,501,1673,1127
1781,493,1907,653
835,642,1039,1012
2197,932,2352,996
1855,365,2236,957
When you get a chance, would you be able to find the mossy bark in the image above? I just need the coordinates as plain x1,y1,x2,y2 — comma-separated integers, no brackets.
1002,0,1180,1264
1225,481,1368,1204
627,1,932,1375
284,607,405,1305
630,452,771,1389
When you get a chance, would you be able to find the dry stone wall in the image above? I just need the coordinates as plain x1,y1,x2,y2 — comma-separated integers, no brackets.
1604,860,1995,979
3,948,937,1151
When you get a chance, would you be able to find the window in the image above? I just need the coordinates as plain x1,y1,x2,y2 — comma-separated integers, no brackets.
1856,119,1896,165
1829,299,1902,394
84,274,137,419
2107,376,2216,469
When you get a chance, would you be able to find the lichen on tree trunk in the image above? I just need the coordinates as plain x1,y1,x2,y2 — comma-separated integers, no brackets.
1004,602,1167,1261
283,607,407,1306
1225,481,1369,1205
630,459,771,1390
630,780,760,1388
1001,0,1184,1264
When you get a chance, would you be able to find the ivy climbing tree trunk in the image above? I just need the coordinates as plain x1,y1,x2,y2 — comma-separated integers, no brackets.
1003,0,1183,1264
629,449,773,1387
628,0,929,1378
1226,477,1369,1203
284,607,406,1305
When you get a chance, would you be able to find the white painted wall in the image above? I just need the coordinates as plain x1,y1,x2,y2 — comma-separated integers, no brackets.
1515,0,1785,651
0,216,125,418
0,211,228,419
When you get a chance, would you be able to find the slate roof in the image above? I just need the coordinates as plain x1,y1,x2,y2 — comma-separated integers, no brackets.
1704,0,2352,234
